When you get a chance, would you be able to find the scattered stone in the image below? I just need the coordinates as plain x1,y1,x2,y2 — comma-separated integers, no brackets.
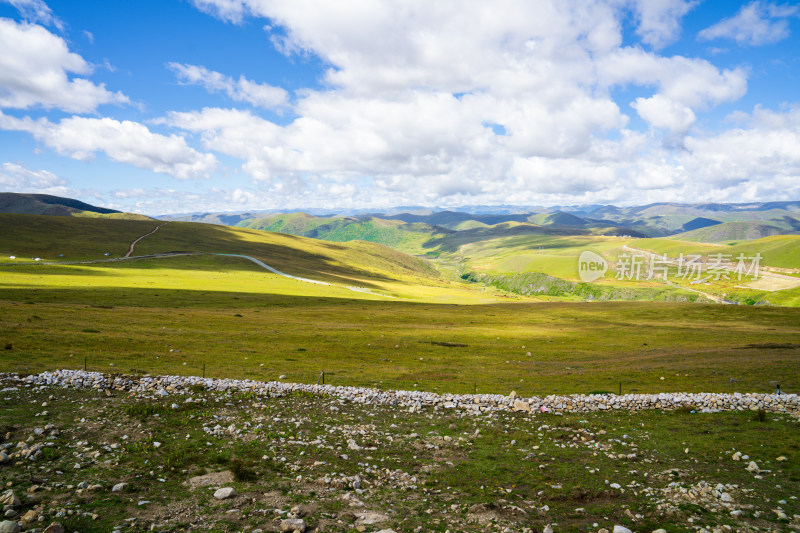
746,461,760,473
732,451,741,461
213,487,236,500
513,399,531,412
19,510,38,525
186,470,235,489
613,526,632,533
0,453,8,465
280,518,306,532
776,456,787,461
0,521,20,533
0,491,19,507
42,523,65,533
355,511,389,525
111,483,128,493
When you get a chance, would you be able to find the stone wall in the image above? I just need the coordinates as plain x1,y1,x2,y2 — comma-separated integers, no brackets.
4,369,798,416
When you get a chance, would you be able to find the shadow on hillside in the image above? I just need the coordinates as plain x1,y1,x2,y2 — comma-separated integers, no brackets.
0,286,423,309
131,222,429,286
423,225,589,252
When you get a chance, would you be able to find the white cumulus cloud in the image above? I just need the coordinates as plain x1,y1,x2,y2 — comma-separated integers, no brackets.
0,161,68,194
146,0,800,207
0,18,129,112
629,0,697,49
1,0,63,29
632,94,696,137
167,62,289,110
698,1,799,46
0,112,218,179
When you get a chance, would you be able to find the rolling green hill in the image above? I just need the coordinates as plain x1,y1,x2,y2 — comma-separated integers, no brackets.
672,221,797,242
636,235,800,270
236,213,448,254
0,214,441,286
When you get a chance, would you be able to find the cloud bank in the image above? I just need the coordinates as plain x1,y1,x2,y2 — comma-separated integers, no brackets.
2,0,800,213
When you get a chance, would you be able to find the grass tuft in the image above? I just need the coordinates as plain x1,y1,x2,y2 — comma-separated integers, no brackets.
230,458,258,481
125,402,169,419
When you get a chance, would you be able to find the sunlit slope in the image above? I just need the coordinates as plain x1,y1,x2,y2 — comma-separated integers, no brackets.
0,214,516,303
132,220,440,285
635,235,800,270
453,234,634,280
0,214,443,283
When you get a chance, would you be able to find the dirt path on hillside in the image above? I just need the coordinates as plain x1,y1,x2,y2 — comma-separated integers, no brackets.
125,222,169,257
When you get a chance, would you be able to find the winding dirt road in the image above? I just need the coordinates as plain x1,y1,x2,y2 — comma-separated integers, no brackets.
125,222,169,257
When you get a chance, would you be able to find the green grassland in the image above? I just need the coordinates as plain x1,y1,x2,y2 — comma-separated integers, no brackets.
453,234,631,280
635,235,800,270
1,213,799,397
2,260,799,395
443,232,800,305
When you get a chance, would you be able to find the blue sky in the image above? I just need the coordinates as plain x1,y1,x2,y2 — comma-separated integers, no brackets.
1,0,799,215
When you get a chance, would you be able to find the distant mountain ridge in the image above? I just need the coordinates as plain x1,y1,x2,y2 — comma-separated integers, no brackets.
0,192,152,220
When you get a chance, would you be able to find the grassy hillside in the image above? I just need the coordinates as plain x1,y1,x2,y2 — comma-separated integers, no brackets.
672,221,795,242
453,234,631,280
0,214,444,285
237,213,446,254
636,235,800,270
0,213,514,304
0,213,161,259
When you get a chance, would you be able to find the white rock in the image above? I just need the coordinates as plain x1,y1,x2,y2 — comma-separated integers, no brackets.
513,399,531,412
280,518,306,532
731,451,741,461
213,487,236,500
613,527,633,533
746,461,760,473
0,521,21,533
111,483,128,492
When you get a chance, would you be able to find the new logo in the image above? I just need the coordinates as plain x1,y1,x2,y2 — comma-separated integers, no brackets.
578,251,607,282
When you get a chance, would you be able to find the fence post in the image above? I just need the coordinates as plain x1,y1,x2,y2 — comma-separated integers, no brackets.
316,371,324,385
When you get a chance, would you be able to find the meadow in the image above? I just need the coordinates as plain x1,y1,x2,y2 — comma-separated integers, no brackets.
1,214,799,396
